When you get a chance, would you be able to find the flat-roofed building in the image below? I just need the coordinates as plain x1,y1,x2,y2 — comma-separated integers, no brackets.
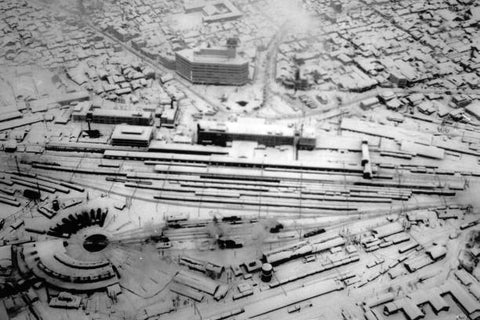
184,0,242,22
160,98,180,128
176,38,249,86
197,117,316,149
72,103,154,126
111,125,154,147
91,109,153,126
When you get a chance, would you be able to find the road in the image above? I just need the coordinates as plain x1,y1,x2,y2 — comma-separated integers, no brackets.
34,0,480,126
31,0,223,112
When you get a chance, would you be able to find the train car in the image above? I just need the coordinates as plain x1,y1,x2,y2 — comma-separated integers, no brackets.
302,228,326,238
166,213,189,223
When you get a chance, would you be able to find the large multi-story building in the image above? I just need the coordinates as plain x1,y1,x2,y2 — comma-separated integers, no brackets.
175,39,249,86
197,117,317,150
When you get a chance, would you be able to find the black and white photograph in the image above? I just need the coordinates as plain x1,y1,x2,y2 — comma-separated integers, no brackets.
0,0,480,319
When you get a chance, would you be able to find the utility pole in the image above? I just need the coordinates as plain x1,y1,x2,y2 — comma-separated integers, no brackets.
14,155,20,174
294,111,305,161
36,181,41,201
